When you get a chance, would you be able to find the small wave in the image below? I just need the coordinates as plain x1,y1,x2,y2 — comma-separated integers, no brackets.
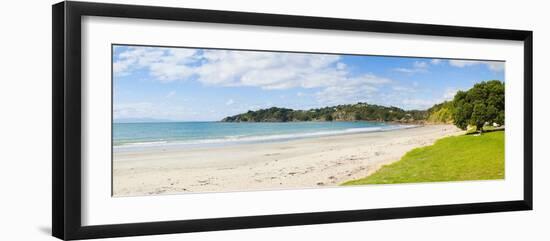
113,124,417,151
126,141,168,145
114,140,167,147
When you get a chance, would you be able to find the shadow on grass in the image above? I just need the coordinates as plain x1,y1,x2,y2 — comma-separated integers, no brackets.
465,127,505,135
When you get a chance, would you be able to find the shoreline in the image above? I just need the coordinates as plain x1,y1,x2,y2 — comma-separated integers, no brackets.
113,123,418,153
113,124,464,196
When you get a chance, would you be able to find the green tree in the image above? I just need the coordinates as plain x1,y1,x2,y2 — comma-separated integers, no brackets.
452,80,505,132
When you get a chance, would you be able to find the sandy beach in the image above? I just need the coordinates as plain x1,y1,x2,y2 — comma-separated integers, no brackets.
113,124,464,196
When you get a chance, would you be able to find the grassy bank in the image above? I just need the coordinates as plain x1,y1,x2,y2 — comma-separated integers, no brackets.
343,130,504,185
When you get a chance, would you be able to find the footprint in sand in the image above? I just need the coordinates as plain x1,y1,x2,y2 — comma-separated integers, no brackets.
197,179,211,186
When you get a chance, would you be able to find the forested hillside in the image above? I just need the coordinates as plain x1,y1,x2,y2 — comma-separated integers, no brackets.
222,80,504,129
221,103,428,123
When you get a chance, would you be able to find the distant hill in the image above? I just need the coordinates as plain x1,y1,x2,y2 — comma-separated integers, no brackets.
221,80,505,130
221,103,429,123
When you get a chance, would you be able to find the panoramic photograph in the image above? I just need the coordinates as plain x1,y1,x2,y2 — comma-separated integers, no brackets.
112,45,505,197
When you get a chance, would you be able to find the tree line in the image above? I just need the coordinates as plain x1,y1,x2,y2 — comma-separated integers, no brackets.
222,80,505,132
221,103,427,123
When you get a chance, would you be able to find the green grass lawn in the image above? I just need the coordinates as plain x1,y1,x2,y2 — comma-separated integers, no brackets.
342,130,504,186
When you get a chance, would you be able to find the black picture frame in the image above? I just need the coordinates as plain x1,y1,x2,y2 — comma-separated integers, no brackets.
52,1,533,240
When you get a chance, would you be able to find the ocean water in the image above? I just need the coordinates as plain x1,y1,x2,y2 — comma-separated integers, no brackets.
113,121,414,150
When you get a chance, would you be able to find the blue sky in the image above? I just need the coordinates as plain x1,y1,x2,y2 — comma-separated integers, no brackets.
113,45,504,122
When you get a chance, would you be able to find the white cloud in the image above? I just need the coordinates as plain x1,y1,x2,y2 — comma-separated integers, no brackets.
314,74,391,105
401,87,461,109
392,86,416,92
114,47,394,105
448,60,478,68
113,47,197,80
393,61,429,74
225,99,235,106
112,60,133,75
195,50,345,90
336,62,347,70
486,62,505,71
448,60,504,72
400,88,458,110
431,59,442,65
114,102,210,121
401,98,438,109
413,61,428,68
443,88,459,100
165,91,176,98
113,102,155,119
393,68,419,74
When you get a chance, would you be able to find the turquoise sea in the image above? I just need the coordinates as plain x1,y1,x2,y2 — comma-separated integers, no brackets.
113,121,414,150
